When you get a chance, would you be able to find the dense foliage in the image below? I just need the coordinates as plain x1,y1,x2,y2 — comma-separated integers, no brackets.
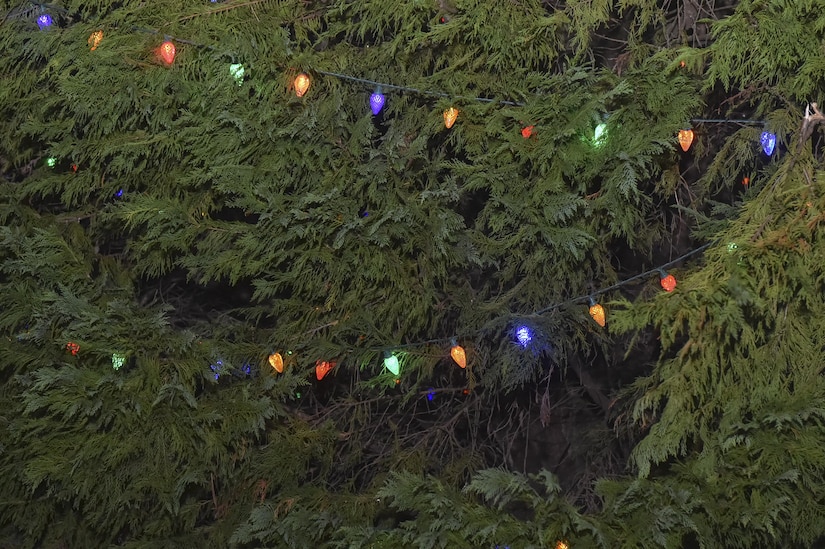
2,0,825,547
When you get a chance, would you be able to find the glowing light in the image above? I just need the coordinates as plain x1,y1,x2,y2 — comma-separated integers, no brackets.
229,63,245,85
555,541,570,549
727,242,738,253
294,73,310,97
426,388,436,401
315,360,334,380
588,298,606,327
66,342,80,355
443,107,459,129
268,352,284,373
593,122,607,147
677,129,694,152
521,125,535,139
46,157,57,168
112,353,126,370
742,176,750,186
158,41,176,65
659,270,677,292
88,30,103,50
36,14,52,29
383,352,400,376
115,189,124,198
515,325,532,347
760,131,776,155
369,90,386,115
450,341,467,369
210,359,223,380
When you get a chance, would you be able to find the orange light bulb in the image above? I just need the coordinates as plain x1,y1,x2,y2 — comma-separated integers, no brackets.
589,302,606,327
450,343,466,369
268,352,284,373
158,41,176,65
88,30,103,51
294,73,310,97
315,360,334,380
443,107,459,129
677,129,694,152
521,125,535,139
660,271,677,292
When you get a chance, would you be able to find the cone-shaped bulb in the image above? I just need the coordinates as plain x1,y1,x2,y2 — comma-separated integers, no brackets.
443,107,459,129
88,30,103,50
383,353,400,376
589,301,606,327
268,352,284,373
159,41,176,65
677,129,694,152
294,73,310,97
760,131,776,155
450,343,467,369
315,360,334,380
369,91,386,115
660,270,677,292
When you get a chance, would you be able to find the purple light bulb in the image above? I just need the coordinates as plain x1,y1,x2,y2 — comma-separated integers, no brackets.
369,91,386,115
37,14,53,29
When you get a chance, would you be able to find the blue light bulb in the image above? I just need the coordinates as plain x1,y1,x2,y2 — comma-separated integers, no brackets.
760,131,776,156
515,325,532,347
369,91,386,115
427,388,435,401
37,14,53,29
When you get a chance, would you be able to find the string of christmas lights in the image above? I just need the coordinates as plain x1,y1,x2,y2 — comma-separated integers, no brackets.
18,2,781,143
11,4,770,378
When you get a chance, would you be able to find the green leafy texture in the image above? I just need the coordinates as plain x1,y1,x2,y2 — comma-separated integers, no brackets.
2,0,825,547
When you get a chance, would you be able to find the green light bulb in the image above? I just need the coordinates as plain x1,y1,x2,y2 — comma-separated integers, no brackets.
383,353,400,376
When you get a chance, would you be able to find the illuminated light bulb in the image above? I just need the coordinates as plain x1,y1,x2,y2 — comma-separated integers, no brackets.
268,352,284,373
760,131,776,155
588,298,606,327
36,14,53,29
593,122,607,147
115,189,124,198
677,129,694,152
727,242,738,253
46,157,57,168
659,269,677,292
88,30,103,50
555,541,569,549
443,107,459,129
679,60,686,68
229,63,245,85
426,388,436,401
521,125,535,139
369,90,386,115
112,353,126,370
210,359,223,380
66,342,80,355
450,340,466,369
315,360,334,380
294,73,310,97
515,325,532,348
742,176,750,186
383,352,400,376
158,41,176,65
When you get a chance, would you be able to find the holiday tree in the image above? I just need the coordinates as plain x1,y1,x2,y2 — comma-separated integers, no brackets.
2,0,825,547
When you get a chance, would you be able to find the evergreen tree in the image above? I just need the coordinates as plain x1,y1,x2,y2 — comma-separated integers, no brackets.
1,0,824,547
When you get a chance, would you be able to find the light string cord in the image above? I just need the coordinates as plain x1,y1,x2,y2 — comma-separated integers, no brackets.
12,3,763,357
369,241,716,353
13,3,778,118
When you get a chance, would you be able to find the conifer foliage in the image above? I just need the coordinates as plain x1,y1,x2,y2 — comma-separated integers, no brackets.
2,0,825,547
